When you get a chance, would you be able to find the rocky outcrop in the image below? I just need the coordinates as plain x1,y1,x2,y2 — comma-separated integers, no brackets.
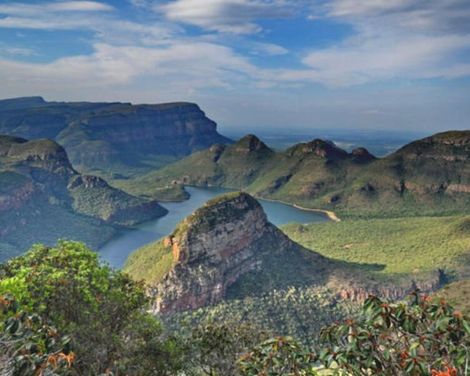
337,270,445,302
134,192,320,314
447,184,470,194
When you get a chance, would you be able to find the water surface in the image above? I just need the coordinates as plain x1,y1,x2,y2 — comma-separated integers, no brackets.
99,187,328,268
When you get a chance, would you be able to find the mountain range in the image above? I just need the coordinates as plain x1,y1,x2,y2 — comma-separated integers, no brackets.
0,96,231,178
135,131,470,217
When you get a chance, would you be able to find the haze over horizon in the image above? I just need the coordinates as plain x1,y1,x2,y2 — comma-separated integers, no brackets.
0,0,469,133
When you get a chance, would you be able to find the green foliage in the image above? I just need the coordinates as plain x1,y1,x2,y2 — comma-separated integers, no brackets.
282,216,470,280
166,287,356,345
182,322,267,376
236,294,470,376
437,280,470,314
69,176,167,225
239,337,318,376
113,179,190,201
114,312,184,375
0,295,76,375
0,241,183,375
319,293,470,375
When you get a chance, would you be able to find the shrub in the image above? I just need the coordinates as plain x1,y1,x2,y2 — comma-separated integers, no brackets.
0,294,75,375
319,293,470,375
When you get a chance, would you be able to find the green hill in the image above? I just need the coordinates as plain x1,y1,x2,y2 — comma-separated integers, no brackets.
132,131,470,217
282,215,470,282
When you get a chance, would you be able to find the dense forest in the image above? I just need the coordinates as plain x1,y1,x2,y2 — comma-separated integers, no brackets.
1,241,469,375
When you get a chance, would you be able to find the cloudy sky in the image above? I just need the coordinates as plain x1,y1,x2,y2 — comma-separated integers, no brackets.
0,0,469,133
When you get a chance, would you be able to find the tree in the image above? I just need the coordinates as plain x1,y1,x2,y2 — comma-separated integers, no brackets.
0,241,183,375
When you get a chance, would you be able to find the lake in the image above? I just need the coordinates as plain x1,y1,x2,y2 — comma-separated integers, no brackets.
99,186,329,268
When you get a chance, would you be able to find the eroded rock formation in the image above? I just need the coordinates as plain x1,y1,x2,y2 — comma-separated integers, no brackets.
149,192,299,314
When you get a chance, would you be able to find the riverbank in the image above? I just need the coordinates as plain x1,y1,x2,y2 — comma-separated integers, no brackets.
252,195,341,222
183,185,341,222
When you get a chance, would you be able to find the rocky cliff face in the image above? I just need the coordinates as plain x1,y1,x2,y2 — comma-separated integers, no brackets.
144,192,301,314
0,97,232,175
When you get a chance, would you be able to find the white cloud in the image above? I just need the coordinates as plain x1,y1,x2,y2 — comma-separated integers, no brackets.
295,0,470,86
0,1,178,46
0,46,37,57
159,0,296,34
0,42,257,96
128,0,151,7
48,1,113,12
249,42,288,56
296,34,470,86
0,1,113,15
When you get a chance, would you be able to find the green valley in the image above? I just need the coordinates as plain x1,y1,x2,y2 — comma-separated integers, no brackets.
282,215,470,282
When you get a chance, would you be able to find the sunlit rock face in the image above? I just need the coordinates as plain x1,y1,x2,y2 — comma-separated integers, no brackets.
149,192,308,314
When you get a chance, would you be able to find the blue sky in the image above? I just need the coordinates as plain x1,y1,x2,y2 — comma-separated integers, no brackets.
0,0,469,133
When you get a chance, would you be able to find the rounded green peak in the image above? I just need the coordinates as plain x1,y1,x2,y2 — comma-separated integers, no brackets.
393,130,470,157
427,130,470,144
233,134,271,153
287,138,348,160
351,147,376,162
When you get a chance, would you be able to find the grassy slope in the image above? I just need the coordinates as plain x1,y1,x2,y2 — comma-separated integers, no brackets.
124,241,174,284
282,216,470,282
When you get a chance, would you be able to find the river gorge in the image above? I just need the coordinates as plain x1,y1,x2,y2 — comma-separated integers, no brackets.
99,186,329,268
